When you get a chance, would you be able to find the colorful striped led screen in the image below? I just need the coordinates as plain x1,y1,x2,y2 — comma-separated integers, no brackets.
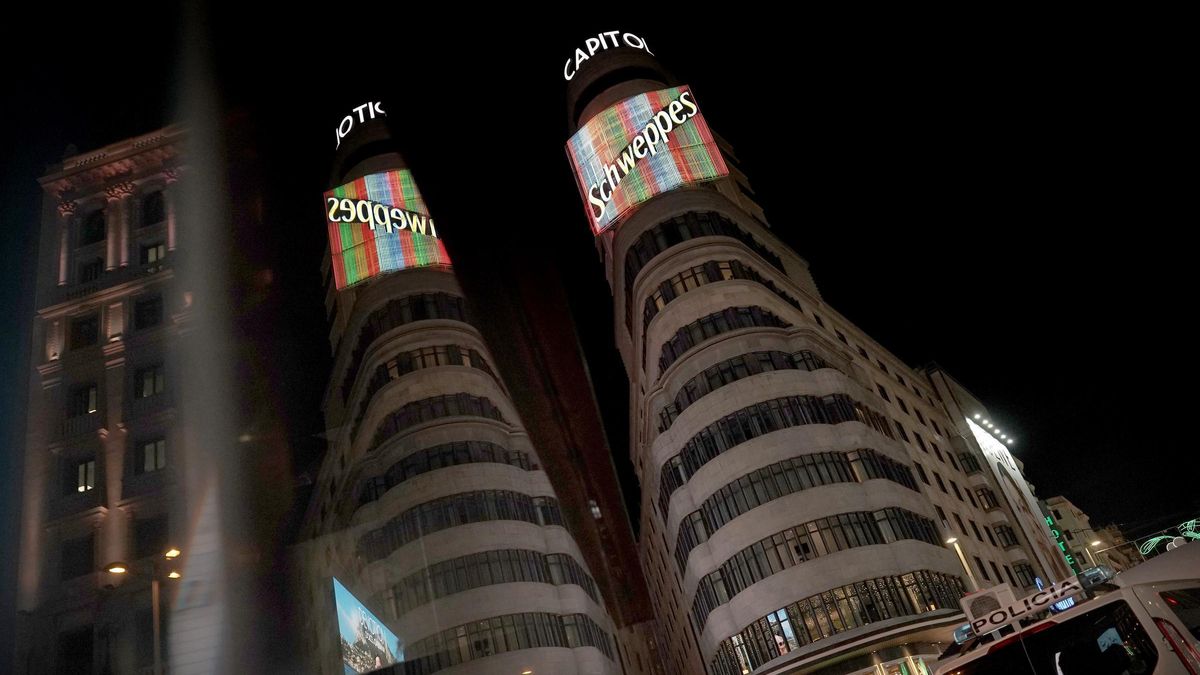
325,169,450,290
566,84,728,234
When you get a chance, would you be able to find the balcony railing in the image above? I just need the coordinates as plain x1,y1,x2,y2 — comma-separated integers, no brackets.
62,412,102,438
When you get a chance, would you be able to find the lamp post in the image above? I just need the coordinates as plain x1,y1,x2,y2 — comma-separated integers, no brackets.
105,547,182,675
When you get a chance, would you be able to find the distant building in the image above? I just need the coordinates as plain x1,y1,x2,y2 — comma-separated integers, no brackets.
1043,495,1138,574
14,128,185,674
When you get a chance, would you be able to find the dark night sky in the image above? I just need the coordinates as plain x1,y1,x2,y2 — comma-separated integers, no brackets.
1,8,1193,659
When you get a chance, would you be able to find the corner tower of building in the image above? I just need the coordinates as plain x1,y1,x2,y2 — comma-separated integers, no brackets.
563,35,1060,675
292,105,620,675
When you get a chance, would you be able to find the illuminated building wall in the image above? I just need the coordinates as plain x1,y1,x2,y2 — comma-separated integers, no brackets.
565,42,1051,675
291,118,620,675
13,128,187,674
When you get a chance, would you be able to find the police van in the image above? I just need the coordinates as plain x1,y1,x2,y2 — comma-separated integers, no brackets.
933,543,1200,674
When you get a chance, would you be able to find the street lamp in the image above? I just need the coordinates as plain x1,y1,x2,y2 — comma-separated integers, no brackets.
104,547,182,675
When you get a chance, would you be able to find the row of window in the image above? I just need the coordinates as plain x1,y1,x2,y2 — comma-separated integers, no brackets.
340,293,473,403
382,548,599,617
352,345,498,440
709,571,967,675
406,612,614,674
63,438,166,496
357,491,563,563
642,259,805,332
76,191,166,248
367,393,507,454
659,349,830,432
66,364,166,419
658,306,790,375
692,508,941,629
622,211,784,334
675,449,918,571
356,441,532,506
658,394,896,516
75,241,168,286
66,295,164,351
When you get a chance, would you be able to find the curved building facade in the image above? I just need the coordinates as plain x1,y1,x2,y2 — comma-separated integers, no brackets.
565,46,1056,675
293,125,619,675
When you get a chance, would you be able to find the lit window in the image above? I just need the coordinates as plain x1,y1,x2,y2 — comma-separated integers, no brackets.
140,439,166,474
74,459,95,493
136,365,165,399
140,242,166,265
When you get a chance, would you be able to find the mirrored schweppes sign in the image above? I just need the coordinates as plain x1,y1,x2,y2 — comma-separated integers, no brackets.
566,84,729,235
325,170,450,290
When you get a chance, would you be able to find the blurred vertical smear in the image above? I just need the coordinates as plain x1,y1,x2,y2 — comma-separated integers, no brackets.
168,2,234,672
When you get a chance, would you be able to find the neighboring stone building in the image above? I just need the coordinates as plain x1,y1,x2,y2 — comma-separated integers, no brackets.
14,128,186,674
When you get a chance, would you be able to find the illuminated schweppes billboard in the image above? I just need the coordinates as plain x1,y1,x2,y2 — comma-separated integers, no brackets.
566,85,728,235
325,169,451,290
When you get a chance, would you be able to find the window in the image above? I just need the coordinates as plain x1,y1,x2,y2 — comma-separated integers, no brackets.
915,409,926,425
894,420,910,441
857,346,868,359
877,384,890,402
78,257,103,283
1065,530,1075,541
950,480,963,501
1004,565,1015,585
139,438,166,474
932,420,942,435
955,513,967,534
914,433,928,453
934,472,947,493
70,315,99,349
1053,509,1063,520
977,488,1001,510
1013,563,1036,587
68,383,98,417
61,533,95,579
877,360,889,374
658,306,790,374
134,516,168,559
995,525,1020,548
897,374,906,386
935,506,947,522
813,314,825,328
66,458,96,495
966,490,978,508
1159,588,1200,640
835,330,847,344
974,556,990,581
984,525,997,547
134,295,163,329
897,398,909,414
945,450,959,471
970,520,983,541
136,365,165,399
140,241,166,265
142,191,165,225
914,462,930,485
80,210,105,245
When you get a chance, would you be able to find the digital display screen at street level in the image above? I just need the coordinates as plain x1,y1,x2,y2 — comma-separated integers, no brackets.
566,85,728,235
325,169,450,290
333,577,401,674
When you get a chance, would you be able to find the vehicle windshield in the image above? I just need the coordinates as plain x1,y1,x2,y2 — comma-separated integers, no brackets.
944,599,1157,674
